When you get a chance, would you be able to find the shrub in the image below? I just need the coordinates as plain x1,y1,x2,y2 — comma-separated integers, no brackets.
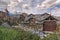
0,19,3,25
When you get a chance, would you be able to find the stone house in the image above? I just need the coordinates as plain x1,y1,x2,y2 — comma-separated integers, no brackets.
21,13,58,31
0,11,5,19
0,8,10,22
18,13,28,23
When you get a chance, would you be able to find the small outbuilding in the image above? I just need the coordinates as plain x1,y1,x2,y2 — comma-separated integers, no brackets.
43,15,57,33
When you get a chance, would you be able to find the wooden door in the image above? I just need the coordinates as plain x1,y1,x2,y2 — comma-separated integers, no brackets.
43,20,57,31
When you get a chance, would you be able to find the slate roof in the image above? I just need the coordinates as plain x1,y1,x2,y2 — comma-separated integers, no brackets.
24,13,58,23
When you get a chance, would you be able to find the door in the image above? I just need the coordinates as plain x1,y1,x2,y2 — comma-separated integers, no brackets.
43,20,57,31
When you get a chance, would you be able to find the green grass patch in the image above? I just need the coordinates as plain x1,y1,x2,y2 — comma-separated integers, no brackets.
0,25,40,40
0,25,58,40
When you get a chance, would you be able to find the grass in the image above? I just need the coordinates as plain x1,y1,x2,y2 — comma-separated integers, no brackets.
42,34,58,40
0,25,40,40
0,25,58,40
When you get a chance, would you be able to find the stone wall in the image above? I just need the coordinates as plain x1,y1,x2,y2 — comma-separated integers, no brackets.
22,23,43,31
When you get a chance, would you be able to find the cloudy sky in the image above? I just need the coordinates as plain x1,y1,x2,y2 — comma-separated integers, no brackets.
0,0,60,16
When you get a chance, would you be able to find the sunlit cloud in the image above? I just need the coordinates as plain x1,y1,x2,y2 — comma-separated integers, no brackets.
39,0,60,9
40,0,57,9
18,0,23,3
51,7,60,16
36,4,40,9
55,0,60,4
23,4,30,9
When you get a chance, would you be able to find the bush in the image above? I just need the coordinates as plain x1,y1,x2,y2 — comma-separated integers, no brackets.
8,21,18,26
0,19,3,25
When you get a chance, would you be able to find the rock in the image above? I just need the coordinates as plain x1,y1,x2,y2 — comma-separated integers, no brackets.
2,22,10,27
